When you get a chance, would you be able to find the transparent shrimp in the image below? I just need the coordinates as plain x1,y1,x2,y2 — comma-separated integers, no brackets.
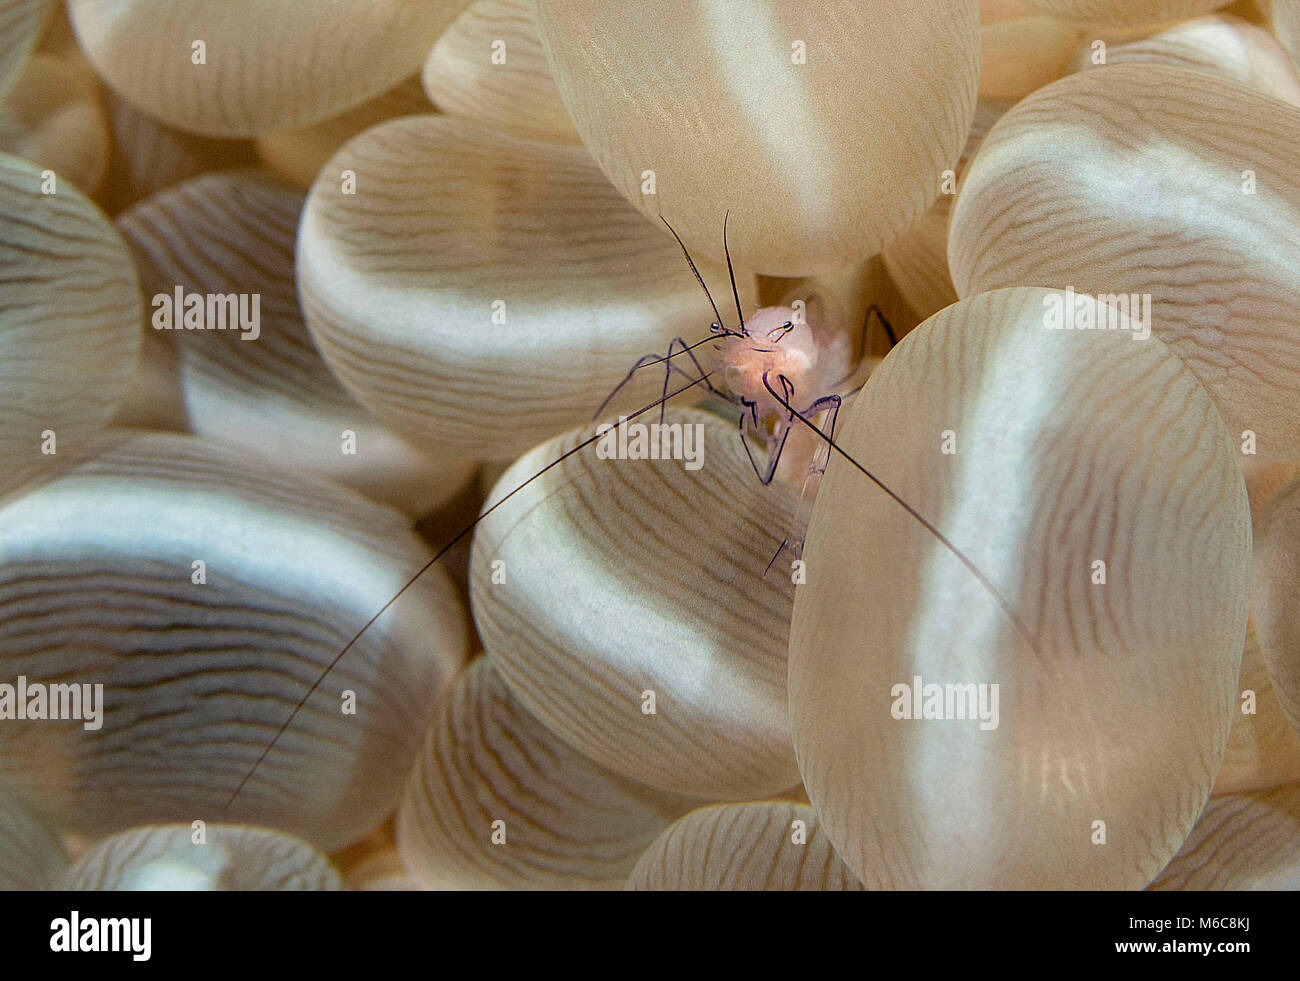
598,216,897,572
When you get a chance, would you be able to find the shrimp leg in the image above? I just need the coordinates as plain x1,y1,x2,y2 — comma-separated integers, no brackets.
658,336,728,425
790,394,842,557
738,410,791,487
764,393,841,575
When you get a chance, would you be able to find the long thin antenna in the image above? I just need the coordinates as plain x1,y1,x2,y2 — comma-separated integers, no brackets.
722,211,746,335
224,370,718,810
660,216,730,333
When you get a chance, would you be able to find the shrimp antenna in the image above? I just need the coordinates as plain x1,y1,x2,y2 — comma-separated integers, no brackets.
722,211,746,336
660,216,729,334
761,372,1042,659
224,369,718,810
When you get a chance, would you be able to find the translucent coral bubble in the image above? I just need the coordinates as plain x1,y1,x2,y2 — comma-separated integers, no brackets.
536,0,980,276
789,287,1250,889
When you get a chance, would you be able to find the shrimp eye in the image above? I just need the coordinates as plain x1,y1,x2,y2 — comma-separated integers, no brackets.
767,321,795,342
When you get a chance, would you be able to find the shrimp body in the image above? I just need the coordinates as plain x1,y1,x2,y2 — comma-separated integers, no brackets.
711,305,846,431
595,219,891,568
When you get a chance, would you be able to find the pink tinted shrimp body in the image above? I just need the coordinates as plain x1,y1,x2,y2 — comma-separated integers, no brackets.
711,306,843,427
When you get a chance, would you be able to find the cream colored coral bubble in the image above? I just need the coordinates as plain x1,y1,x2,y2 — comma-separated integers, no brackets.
980,14,1083,100
950,65,1300,460
472,408,801,800
0,152,140,495
100,91,257,213
117,169,475,516
1150,784,1300,889
298,115,755,461
0,0,53,99
1275,1,1300,71
535,0,980,276
62,824,342,890
1213,630,1300,796
423,0,579,144
626,802,863,891
67,0,468,137
0,50,108,192
1068,15,1300,105
789,287,1250,889
255,76,431,190
1022,0,1231,26
1252,478,1300,738
881,98,1012,323
397,657,697,890
0,432,468,851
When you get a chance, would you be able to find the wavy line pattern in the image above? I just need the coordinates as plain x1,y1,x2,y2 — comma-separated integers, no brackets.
626,802,863,890
0,432,468,851
62,823,342,890
472,407,802,800
397,656,697,889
